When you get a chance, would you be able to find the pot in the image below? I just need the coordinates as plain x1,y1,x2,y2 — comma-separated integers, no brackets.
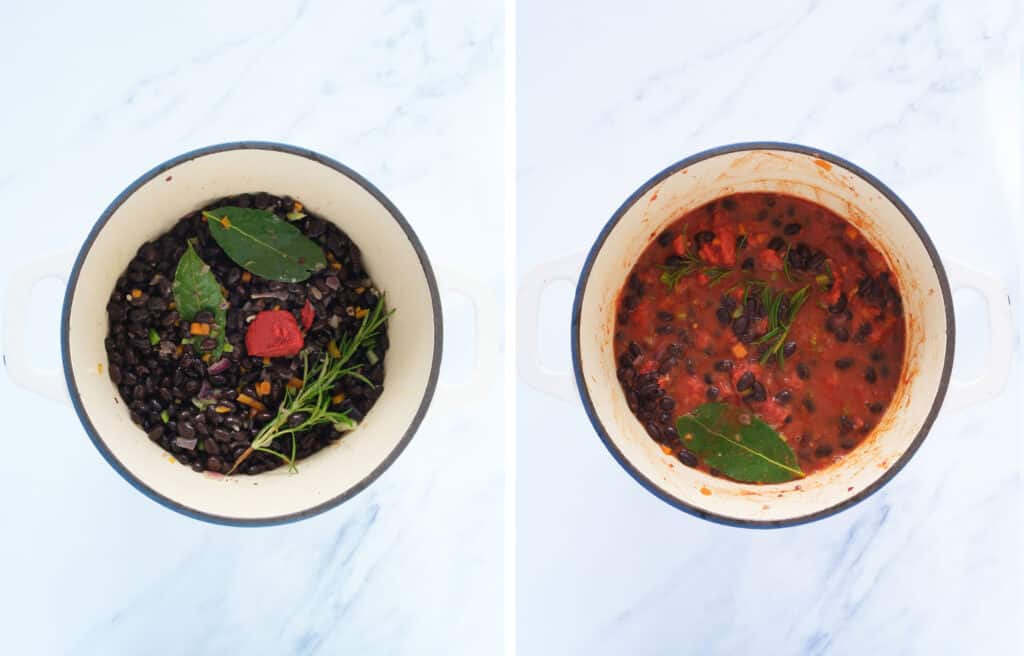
520,142,1012,527
4,142,496,526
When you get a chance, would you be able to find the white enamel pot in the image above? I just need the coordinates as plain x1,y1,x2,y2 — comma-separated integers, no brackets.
520,142,1013,527
4,142,497,526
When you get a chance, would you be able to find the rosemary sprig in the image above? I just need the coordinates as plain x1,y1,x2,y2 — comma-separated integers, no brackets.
225,295,393,476
753,284,810,368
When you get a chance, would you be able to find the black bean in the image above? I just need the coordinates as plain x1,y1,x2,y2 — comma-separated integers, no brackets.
664,255,685,267
868,402,884,414
714,360,733,372
782,341,797,358
749,381,767,402
659,397,676,411
657,231,673,247
702,373,713,385
628,341,643,359
213,428,231,442
870,350,885,362
147,426,164,442
839,416,854,435
768,237,785,251
835,327,850,343
803,398,816,413
657,311,674,323
722,197,737,211
732,315,750,336
658,359,675,375
827,293,847,314
706,386,720,400
775,389,792,404
176,421,195,440
783,223,802,236
741,257,754,270
685,359,696,375
815,445,834,458
677,449,699,468
835,358,853,370
638,382,660,399
797,363,810,380
716,307,731,325
736,371,754,392
865,366,878,384
644,422,662,441
617,366,636,382
695,230,715,245
667,344,684,358
656,324,674,335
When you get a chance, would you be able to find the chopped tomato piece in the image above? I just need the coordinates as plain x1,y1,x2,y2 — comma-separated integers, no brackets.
300,299,315,330
757,248,784,272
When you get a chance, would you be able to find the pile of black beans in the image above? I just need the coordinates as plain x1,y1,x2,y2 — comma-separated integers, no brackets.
104,192,388,475
857,271,903,317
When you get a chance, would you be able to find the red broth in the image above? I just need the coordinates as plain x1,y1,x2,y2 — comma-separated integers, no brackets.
613,193,905,481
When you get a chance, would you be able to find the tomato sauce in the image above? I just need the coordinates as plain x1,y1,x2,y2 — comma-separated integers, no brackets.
614,193,905,480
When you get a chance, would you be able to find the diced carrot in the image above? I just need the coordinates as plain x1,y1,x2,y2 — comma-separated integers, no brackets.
237,393,266,412
331,262,342,270
202,353,211,363
219,216,231,228
287,377,304,391
255,381,271,396
175,344,184,357
190,322,211,336
332,393,346,405
293,201,304,212
354,307,369,319
845,227,858,240
328,340,342,359
241,271,252,283
214,404,232,414
168,302,176,310
131,289,142,298
660,444,673,455
731,343,748,359
262,357,272,366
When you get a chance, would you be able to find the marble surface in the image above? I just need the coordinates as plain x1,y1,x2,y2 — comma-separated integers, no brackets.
517,1,1021,655
0,1,502,654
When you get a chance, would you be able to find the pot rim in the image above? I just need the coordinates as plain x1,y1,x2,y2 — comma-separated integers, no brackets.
61,140,443,527
570,141,955,528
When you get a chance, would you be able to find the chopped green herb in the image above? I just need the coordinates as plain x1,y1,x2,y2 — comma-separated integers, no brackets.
148,328,161,346
160,410,169,424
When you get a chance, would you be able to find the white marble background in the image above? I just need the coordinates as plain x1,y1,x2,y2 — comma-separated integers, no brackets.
518,1,1021,654
0,1,503,654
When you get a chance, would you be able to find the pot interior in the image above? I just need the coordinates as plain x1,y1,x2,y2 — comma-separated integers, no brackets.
65,145,440,523
577,147,950,523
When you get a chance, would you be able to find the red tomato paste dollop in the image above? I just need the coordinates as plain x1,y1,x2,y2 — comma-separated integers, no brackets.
246,310,304,357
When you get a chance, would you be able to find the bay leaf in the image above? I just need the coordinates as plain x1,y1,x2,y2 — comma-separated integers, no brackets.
675,402,804,483
203,207,326,283
172,242,227,358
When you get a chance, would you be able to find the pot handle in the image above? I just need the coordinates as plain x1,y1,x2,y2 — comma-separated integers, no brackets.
433,267,499,413
943,259,1014,413
517,253,585,402
3,249,75,405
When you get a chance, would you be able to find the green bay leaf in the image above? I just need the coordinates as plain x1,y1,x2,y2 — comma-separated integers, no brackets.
204,207,326,283
676,402,803,484
172,242,227,358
